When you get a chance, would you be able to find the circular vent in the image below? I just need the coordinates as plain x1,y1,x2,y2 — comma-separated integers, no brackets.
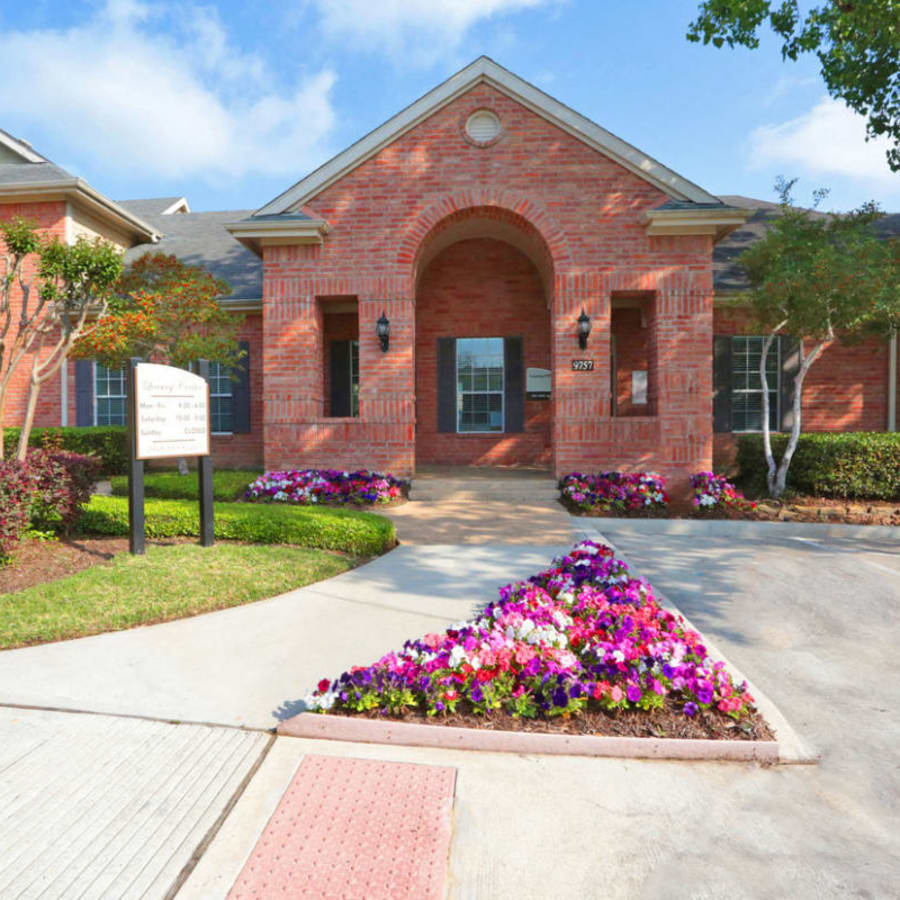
465,110,501,144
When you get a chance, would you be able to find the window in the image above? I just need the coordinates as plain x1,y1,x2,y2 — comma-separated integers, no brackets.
208,362,235,434
350,340,360,418
94,363,126,426
456,337,504,433
731,336,780,432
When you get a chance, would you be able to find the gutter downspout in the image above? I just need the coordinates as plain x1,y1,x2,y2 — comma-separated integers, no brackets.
889,329,897,432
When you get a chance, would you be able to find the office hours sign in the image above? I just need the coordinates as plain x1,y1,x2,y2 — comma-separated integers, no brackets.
133,363,210,460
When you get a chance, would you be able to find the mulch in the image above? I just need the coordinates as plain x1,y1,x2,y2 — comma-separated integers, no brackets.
357,699,775,742
0,536,190,595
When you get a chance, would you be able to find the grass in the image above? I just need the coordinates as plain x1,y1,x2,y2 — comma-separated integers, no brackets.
109,468,261,502
0,542,355,649
80,495,396,557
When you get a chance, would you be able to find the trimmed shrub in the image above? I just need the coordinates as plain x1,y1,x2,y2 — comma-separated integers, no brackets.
109,469,260,502
30,449,104,532
736,432,900,500
3,426,128,475
79,496,396,556
0,459,38,560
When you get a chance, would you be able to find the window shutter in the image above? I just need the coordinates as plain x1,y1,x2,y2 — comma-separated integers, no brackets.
330,340,351,418
713,336,732,433
436,338,457,433
233,341,251,433
504,336,524,433
75,360,94,426
780,336,801,432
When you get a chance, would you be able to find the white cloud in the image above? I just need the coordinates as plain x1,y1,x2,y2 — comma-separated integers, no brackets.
305,0,556,62
0,0,337,180
749,96,897,185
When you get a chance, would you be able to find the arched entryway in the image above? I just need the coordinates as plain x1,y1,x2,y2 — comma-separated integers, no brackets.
413,208,555,467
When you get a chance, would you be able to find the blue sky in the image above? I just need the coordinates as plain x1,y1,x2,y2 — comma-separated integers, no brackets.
1,0,897,213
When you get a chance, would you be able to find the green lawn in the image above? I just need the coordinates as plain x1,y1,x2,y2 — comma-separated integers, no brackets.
0,542,354,649
109,468,261,502
81,495,396,557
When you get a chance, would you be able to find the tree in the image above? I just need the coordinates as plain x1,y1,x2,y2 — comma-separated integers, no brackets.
739,178,900,497
0,218,41,460
73,252,244,475
75,252,243,371
688,1,900,171
16,236,123,460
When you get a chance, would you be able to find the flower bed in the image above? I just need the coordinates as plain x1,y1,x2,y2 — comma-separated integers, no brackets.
690,472,757,516
559,471,668,516
244,469,407,506
305,541,772,741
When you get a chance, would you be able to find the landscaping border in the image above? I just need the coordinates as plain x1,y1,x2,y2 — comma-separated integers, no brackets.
572,516,900,541
278,530,816,764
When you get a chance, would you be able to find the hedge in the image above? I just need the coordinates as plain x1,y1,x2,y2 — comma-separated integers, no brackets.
109,469,260,502
3,427,128,475
79,495,396,556
736,432,900,500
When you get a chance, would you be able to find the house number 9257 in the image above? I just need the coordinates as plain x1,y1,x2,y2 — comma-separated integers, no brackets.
571,359,594,371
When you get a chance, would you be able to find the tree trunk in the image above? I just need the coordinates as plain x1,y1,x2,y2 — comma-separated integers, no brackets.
16,378,40,461
759,334,778,496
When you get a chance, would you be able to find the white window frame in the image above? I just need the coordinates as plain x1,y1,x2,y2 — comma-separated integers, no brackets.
456,337,505,435
208,361,234,436
92,361,127,427
731,336,781,433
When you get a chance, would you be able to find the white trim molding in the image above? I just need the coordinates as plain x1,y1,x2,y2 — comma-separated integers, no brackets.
645,207,751,241
255,56,724,217
0,130,44,163
160,197,191,215
224,217,329,256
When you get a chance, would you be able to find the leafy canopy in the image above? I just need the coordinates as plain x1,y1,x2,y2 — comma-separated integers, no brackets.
74,252,244,369
688,1,900,171
739,178,900,341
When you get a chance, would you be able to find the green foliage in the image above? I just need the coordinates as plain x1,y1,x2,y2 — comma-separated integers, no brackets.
39,236,123,309
0,216,41,259
737,431,900,500
79,495,397,556
108,468,260,502
3,427,128,474
740,182,899,341
688,0,900,171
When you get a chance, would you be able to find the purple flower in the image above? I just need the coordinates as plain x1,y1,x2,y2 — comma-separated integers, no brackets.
470,684,484,704
683,702,698,717
552,687,569,707
697,688,714,705
626,684,642,703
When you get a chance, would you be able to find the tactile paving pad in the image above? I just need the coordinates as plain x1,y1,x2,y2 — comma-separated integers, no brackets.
227,754,457,899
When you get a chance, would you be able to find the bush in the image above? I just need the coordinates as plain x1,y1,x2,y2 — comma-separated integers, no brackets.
3,426,127,475
737,432,900,500
559,471,668,514
109,468,260,502
79,495,396,556
30,449,104,532
0,459,37,560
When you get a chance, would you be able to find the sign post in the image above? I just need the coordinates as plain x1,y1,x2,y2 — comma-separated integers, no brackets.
127,359,213,555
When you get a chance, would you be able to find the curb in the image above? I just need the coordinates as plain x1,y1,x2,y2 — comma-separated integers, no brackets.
276,713,779,762
573,515,900,541
584,525,818,765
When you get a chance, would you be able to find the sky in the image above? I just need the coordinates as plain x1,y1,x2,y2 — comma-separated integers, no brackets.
0,0,897,214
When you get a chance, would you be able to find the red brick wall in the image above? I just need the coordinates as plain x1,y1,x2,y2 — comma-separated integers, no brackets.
415,237,551,465
262,83,716,486
0,201,68,432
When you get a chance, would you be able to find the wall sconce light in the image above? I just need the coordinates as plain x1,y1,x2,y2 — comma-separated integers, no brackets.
376,310,390,353
577,308,592,350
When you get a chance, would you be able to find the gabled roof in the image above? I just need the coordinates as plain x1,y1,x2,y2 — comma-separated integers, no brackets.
255,56,723,217
0,129,45,164
120,205,262,306
117,196,191,217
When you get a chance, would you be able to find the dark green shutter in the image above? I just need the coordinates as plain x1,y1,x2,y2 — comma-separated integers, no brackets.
504,336,524,433
437,338,456,433
780,336,801,431
713,336,732,433
330,340,351,417
233,341,251,433
75,360,93,426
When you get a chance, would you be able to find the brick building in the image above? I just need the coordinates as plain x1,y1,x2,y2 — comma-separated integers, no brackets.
2,58,897,490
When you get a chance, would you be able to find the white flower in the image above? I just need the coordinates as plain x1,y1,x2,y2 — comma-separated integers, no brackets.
448,645,467,668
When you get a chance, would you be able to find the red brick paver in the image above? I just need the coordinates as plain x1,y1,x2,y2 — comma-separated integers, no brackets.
227,755,457,900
